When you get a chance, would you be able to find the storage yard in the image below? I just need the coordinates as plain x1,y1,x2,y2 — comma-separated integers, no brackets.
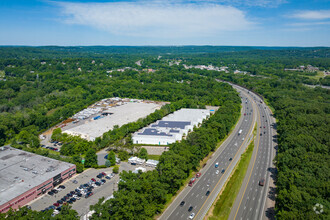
60,98,164,141
132,108,212,145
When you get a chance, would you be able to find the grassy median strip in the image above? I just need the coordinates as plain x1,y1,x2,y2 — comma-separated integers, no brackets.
208,139,255,220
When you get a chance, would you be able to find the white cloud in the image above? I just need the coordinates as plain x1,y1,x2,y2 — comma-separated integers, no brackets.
55,1,255,38
290,10,330,20
288,21,330,26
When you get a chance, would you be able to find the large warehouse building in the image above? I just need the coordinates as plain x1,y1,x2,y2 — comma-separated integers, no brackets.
132,108,211,145
63,101,162,141
0,146,76,213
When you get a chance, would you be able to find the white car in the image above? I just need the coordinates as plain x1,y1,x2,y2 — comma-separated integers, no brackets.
189,213,195,219
216,170,219,175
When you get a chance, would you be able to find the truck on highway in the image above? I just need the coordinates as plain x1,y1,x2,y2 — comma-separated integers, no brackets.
238,129,242,135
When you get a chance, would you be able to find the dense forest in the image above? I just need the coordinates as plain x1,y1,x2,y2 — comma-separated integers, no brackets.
0,46,329,219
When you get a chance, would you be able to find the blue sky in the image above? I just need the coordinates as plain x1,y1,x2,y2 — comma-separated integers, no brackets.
0,0,329,46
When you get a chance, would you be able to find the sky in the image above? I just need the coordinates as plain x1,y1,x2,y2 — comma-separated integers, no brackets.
0,0,329,46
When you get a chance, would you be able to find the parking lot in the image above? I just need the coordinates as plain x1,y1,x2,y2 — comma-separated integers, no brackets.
29,162,155,217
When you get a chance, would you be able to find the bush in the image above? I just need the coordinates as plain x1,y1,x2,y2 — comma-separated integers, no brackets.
113,165,119,174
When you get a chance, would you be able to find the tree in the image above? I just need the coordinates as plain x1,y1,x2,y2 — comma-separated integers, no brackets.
84,148,97,168
105,159,111,167
139,148,148,160
108,150,116,166
51,128,62,141
75,163,84,173
113,165,119,174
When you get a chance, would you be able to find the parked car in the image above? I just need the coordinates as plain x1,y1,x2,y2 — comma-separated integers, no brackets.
70,198,76,202
85,192,93,198
53,203,60,207
48,191,54,196
101,172,106,176
67,200,73,204
58,185,65,189
196,172,201,178
105,176,111,180
95,182,101,186
91,178,96,182
57,200,63,204
100,179,106,184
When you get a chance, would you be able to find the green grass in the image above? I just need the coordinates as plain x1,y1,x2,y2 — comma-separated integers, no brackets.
208,140,255,220
0,70,4,77
148,154,160,161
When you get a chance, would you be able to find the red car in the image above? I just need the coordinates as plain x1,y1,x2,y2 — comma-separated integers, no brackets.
101,172,106,176
196,172,201,178
91,178,96,182
53,203,60,207
188,178,196,187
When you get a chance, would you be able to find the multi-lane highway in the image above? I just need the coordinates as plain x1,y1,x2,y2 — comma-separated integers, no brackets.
160,82,276,220
160,85,259,220
229,85,277,220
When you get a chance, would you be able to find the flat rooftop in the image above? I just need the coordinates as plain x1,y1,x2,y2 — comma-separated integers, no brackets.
63,102,162,140
0,146,74,206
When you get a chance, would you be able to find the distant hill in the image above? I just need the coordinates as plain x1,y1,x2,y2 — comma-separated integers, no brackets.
0,45,329,59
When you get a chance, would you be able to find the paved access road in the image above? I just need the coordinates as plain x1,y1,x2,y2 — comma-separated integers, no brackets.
229,85,277,220
160,86,258,220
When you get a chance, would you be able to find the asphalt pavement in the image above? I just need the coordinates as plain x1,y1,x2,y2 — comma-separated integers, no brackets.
160,89,257,220
228,85,277,220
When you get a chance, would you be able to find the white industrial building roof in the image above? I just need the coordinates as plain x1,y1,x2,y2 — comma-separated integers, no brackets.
0,146,74,206
132,108,211,145
63,102,162,141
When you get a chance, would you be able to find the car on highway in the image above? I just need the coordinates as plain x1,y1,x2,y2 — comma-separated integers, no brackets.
216,170,219,175
180,201,185,206
189,213,195,219
221,169,225,174
229,157,232,161
188,206,193,212
260,133,262,136
206,190,210,196
259,178,265,186
196,172,201,178
215,162,219,168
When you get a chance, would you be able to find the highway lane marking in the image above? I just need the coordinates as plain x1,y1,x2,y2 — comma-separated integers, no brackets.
194,90,256,219
233,94,262,220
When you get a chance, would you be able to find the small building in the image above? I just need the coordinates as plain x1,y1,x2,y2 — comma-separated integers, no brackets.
146,159,159,167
